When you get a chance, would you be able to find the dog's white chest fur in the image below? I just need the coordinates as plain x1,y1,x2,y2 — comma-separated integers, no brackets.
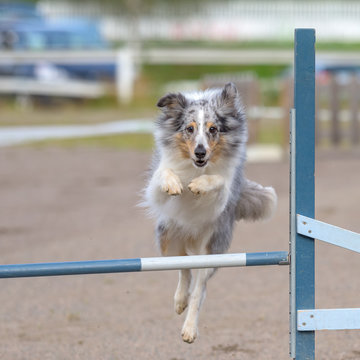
145,156,233,232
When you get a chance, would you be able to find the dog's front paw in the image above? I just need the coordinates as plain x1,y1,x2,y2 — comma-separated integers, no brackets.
161,169,183,196
188,175,224,196
181,322,198,344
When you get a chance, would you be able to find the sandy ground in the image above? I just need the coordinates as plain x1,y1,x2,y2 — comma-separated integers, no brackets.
0,147,359,360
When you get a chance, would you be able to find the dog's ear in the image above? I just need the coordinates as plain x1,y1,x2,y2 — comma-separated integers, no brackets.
216,82,243,123
156,93,188,131
215,82,246,133
157,93,187,111
219,82,238,109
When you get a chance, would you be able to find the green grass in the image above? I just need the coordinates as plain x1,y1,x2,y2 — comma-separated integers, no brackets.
143,64,286,84
142,39,360,52
142,39,295,50
26,133,154,151
316,41,360,51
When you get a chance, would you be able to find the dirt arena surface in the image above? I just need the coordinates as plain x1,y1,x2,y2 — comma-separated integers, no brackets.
0,147,359,360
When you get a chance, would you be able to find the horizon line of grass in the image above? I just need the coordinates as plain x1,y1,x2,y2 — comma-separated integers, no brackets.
21,133,155,151
137,39,360,51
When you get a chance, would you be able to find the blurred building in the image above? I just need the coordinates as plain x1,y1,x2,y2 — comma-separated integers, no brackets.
38,1,360,43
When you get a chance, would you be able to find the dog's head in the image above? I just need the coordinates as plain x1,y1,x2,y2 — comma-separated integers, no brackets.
156,83,247,168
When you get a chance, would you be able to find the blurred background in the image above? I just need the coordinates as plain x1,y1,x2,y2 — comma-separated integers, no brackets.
0,0,360,150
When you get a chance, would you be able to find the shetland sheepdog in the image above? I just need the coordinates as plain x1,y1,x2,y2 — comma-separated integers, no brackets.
143,83,277,343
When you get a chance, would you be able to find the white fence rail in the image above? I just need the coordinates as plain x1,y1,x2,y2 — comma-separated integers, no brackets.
0,77,105,98
2,48,360,103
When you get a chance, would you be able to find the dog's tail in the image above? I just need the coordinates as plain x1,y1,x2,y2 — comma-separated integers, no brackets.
235,179,277,221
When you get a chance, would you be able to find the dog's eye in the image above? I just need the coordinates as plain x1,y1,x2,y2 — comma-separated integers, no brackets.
209,126,218,135
186,126,194,134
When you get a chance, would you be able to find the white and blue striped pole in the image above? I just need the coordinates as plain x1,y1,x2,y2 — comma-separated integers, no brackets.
0,251,288,278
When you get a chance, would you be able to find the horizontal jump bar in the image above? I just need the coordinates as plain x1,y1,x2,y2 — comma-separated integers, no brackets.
0,251,289,278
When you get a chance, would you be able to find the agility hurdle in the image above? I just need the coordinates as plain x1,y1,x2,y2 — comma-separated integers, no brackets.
289,28,360,360
1,29,360,360
0,251,288,278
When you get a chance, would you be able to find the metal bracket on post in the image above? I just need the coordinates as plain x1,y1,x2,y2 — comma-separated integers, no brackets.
297,215,360,253
298,308,360,331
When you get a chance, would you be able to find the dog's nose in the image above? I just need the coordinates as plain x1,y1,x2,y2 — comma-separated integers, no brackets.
195,144,206,159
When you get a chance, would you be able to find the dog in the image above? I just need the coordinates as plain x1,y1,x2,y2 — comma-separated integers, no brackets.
143,82,277,343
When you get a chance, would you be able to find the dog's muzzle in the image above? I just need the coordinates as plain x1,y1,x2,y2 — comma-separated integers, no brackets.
194,144,208,167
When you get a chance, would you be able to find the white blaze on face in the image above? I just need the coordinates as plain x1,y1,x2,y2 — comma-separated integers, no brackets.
195,109,209,150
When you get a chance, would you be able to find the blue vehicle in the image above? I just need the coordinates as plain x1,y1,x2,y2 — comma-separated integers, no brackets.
0,3,115,81
0,2,43,25
1,18,109,51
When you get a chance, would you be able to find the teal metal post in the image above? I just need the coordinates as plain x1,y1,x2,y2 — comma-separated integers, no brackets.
290,29,316,359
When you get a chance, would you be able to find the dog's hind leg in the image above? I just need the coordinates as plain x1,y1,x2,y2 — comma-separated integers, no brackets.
157,224,192,314
181,267,216,343
174,269,192,315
